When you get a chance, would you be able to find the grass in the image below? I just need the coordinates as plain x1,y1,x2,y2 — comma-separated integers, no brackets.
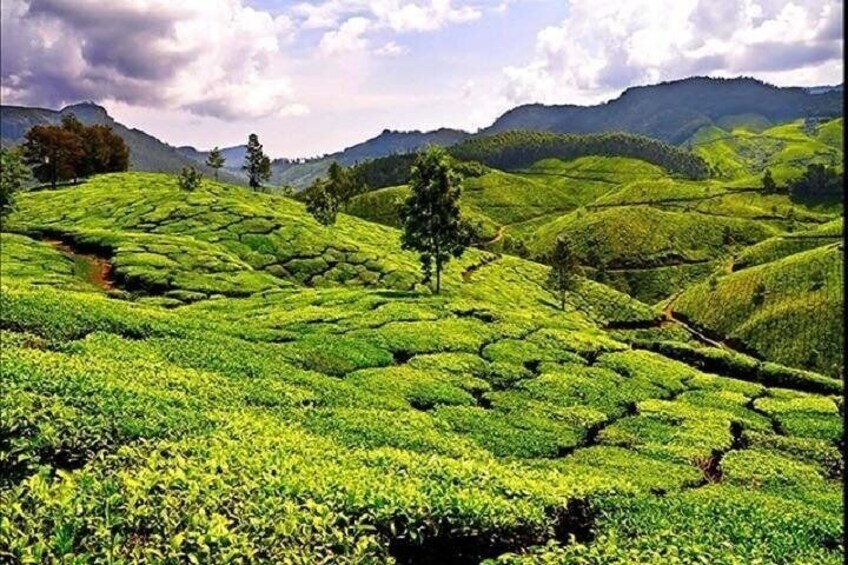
0,171,842,563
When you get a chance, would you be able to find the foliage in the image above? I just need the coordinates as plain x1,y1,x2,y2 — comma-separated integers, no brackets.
243,133,272,190
450,130,711,179
0,147,29,221
546,237,579,310
789,163,843,204
205,146,226,180
762,168,777,193
400,147,472,293
177,166,203,191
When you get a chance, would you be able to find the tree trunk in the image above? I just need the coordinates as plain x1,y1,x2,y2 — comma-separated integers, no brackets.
561,290,565,311
435,260,441,294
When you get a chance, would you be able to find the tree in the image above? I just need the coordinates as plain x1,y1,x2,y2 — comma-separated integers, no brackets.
280,184,296,197
206,146,226,180
762,169,776,193
1,147,29,221
546,236,579,310
178,166,203,191
400,146,471,293
789,163,842,204
243,133,271,189
22,125,85,188
305,179,338,225
58,114,128,177
304,162,361,226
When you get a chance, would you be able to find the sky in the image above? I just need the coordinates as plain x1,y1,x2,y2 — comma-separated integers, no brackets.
1,0,843,158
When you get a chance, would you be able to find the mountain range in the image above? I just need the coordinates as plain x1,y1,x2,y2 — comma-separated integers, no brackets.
2,77,842,188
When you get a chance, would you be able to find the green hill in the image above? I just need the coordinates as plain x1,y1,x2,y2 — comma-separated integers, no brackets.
1,172,842,563
673,243,844,377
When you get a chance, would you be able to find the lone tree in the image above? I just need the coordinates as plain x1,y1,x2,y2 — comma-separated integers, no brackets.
243,133,272,190
546,236,579,310
400,146,471,293
1,147,29,222
305,162,361,225
206,146,226,180
762,169,777,193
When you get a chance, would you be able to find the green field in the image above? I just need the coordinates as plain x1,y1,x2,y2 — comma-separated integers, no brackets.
1,171,843,563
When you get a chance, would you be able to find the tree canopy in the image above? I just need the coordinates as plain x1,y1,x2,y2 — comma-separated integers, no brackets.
21,114,128,188
206,147,226,180
400,146,471,293
243,134,272,190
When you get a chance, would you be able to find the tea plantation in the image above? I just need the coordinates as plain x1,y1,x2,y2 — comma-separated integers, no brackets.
0,171,843,563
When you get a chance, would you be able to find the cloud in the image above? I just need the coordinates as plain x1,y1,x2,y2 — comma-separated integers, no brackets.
318,16,372,55
502,0,844,105
291,0,481,33
1,0,302,119
374,41,408,56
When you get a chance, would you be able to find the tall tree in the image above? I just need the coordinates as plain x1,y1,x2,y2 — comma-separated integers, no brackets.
243,134,271,189
21,125,84,188
0,147,29,221
547,236,579,310
81,124,129,175
206,146,226,180
400,146,471,293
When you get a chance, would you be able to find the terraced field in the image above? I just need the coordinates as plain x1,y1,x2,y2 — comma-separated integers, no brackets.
1,172,843,563
347,119,843,307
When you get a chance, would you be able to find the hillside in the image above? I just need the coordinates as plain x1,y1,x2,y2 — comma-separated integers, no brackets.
0,103,240,182
483,77,843,144
1,171,842,563
346,118,843,304
672,243,844,378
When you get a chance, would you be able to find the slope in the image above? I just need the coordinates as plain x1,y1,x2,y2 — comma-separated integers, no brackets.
1,171,841,563
672,243,844,378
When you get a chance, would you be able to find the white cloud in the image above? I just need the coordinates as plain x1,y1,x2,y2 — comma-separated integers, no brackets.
318,16,372,55
1,0,303,119
502,0,844,105
291,0,481,33
374,40,408,56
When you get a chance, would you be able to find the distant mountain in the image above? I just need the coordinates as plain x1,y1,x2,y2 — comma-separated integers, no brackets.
0,103,242,183
805,84,843,95
274,128,471,188
483,77,844,144
178,144,248,171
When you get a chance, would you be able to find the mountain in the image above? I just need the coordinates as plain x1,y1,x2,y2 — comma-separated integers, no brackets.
274,127,471,188
805,84,843,95
483,77,844,144
177,144,248,170
0,103,242,182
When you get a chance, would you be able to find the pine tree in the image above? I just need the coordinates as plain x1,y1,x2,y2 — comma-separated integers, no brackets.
547,236,579,310
243,134,271,189
206,147,226,181
400,146,471,293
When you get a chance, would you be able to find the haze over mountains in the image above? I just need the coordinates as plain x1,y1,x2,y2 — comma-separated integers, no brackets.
2,77,843,188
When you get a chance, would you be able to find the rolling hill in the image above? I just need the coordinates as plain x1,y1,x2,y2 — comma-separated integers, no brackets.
1,171,842,563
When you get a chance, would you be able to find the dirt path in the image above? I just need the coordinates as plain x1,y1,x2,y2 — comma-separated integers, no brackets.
660,291,726,349
484,225,505,246
46,239,116,291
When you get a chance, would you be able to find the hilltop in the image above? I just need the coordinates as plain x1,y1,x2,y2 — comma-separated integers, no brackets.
1,171,842,563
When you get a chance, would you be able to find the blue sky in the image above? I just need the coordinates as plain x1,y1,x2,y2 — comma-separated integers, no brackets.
1,0,843,157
